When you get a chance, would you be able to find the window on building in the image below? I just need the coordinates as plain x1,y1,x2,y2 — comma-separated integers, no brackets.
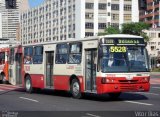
111,14,119,20
98,23,106,29
108,12,111,16
108,2,111,6
111,23,119,27
85,3,94,9
158,33,160,38
124,14,131,20
33,46,43,64
98,3,107,10
56,43,68,64
85,32,94,37
151,46,155,51
111,4,119,10
124,5,131,11
85,13,94,19
85,22,94,29
68,43,82,64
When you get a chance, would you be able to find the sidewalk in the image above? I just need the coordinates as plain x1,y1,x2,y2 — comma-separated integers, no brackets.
150,72,160,75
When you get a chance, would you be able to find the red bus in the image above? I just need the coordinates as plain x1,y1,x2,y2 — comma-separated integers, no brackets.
12,34,150,99
0,46,9,84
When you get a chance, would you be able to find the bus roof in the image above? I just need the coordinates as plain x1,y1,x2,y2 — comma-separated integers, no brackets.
22,34,143,47
99,34,143,38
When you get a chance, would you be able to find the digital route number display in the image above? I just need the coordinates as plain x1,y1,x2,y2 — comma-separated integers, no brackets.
109,46,127,53
102,38,145,45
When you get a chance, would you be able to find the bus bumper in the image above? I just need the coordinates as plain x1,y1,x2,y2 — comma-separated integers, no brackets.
97,83,150,94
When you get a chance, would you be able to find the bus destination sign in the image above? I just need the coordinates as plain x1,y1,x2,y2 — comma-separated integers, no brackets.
118,39,140,44
103,38,144,45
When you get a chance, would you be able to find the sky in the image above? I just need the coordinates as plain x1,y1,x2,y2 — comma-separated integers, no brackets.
29,0,44,8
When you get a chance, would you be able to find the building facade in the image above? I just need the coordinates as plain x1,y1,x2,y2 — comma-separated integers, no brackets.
144,28,160,57
139,0,160,28
20,0,139,44
0,0,29,41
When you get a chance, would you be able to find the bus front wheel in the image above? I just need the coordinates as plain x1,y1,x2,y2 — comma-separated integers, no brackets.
71,79,81,99
108,93,121,99
25,76,33,93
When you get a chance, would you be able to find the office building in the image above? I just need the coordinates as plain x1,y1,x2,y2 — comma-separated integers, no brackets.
0,0,29,41
20,0,139,44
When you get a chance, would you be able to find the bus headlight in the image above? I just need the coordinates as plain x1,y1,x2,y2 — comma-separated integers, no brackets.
101,78,114,84
141,77,150,83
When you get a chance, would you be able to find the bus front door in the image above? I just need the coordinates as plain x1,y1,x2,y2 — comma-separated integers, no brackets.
15,53,22,85
85,49,97,92
45,51,54,88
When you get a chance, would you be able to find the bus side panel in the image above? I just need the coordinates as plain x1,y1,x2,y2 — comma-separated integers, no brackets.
54,75,70,91
96,77,103,94
30,74,45,89
78,76,84,92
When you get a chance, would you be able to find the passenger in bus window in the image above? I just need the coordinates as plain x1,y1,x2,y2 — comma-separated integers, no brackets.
24,55,32,64
108,54,114,67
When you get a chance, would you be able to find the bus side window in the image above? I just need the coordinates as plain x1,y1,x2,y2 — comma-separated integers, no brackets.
0,52,5,64
55,43,68,64
33,46,43,64
10,48,14,64
24,47,33,64
68,42,82,64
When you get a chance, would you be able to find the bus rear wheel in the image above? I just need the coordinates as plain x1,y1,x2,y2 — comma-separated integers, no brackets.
25,76,33,93
108,93,121,99
71,79,81,99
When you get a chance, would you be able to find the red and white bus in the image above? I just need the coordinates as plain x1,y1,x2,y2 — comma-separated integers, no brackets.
19,34,150,98
0,45,9,84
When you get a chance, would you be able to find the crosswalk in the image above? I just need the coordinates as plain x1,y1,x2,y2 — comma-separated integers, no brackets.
0,84,23,92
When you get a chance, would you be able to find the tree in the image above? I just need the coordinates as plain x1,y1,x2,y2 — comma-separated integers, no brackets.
121,22,150,41
98,26,120,36
99,22,150,42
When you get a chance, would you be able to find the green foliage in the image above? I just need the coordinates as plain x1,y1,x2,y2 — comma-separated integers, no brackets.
104,26,120,34
99,22,150,42
121,22,150,41
121,22,150,35
98,26,120,36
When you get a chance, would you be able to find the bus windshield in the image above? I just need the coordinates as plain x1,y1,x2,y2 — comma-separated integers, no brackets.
101,45,149,73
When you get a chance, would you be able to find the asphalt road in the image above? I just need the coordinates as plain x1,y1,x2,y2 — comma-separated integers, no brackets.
0,73,160,117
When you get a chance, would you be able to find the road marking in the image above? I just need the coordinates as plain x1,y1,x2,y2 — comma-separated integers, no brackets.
124,101,153,106
135,92,159,96
0,86,14,90
152,87,160,89
86,113,101,117
0,84,21,88
19,97,39,103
